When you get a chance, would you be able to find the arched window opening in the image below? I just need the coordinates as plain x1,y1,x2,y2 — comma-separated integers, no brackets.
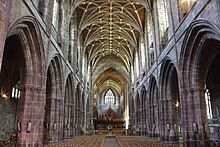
149,46,155,65
205,85,212,119
156,0,169,50
52,0,59,30
105,89,115,104
76,35,82,71
146,11,155,66
179,0,198,19
140,37,146,70
131,65,135,84
135,52,140,77
82,54,88,77
11,81,21,99
68,19,76,64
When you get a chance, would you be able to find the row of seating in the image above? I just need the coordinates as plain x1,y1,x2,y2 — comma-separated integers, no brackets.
116,136,179,147
44,135,179,147
44,135,105,147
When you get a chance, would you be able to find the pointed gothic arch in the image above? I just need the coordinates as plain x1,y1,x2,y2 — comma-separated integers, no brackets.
149,76,159,139
63,74,75,139
44,56,64,143
179,20,220,146
159,58,181,142
0,16,46,146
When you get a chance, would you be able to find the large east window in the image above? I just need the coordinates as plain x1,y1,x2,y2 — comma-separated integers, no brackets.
105,89,115,104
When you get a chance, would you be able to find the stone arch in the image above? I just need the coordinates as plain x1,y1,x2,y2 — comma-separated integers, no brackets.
7,16,46,75
148,76,159,139
63,74,75,139
179,20,220,89
159,58,180,142
92,64,129,83
68,13,76,64
179,20,220,146
0,16,46,146
44,56,64,143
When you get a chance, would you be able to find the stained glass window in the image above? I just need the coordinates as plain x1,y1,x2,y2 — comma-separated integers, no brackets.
105,89,115,104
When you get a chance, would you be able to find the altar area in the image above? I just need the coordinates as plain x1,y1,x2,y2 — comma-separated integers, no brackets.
93,106,126,135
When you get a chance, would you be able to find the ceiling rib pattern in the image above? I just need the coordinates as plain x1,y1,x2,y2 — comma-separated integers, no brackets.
73,0,148,72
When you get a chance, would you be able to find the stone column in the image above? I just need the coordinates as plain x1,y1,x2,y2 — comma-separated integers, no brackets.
180,88,210,147
18,85,46,146
167,99,174,143
159,99,166,142
0,0,12,71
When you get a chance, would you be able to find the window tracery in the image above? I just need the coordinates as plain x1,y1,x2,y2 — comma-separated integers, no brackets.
105,89,115,104
11,81,21,99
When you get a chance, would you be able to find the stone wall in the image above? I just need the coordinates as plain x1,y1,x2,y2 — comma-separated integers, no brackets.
0,0,92,146
131,0,220,146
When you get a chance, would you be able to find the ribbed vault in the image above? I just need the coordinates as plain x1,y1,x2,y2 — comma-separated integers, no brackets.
73,0,150,73
93,69,128,113
72,0,150,115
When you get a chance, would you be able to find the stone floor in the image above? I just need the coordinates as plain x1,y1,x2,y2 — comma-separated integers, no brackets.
116,136,179,147
44,135,105,147
103,137,119,147
44,135,180,147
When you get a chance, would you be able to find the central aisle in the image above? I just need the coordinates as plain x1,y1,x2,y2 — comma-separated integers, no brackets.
103,136,119,147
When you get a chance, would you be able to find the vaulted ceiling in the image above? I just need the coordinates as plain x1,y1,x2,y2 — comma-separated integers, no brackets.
72,0,150,103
